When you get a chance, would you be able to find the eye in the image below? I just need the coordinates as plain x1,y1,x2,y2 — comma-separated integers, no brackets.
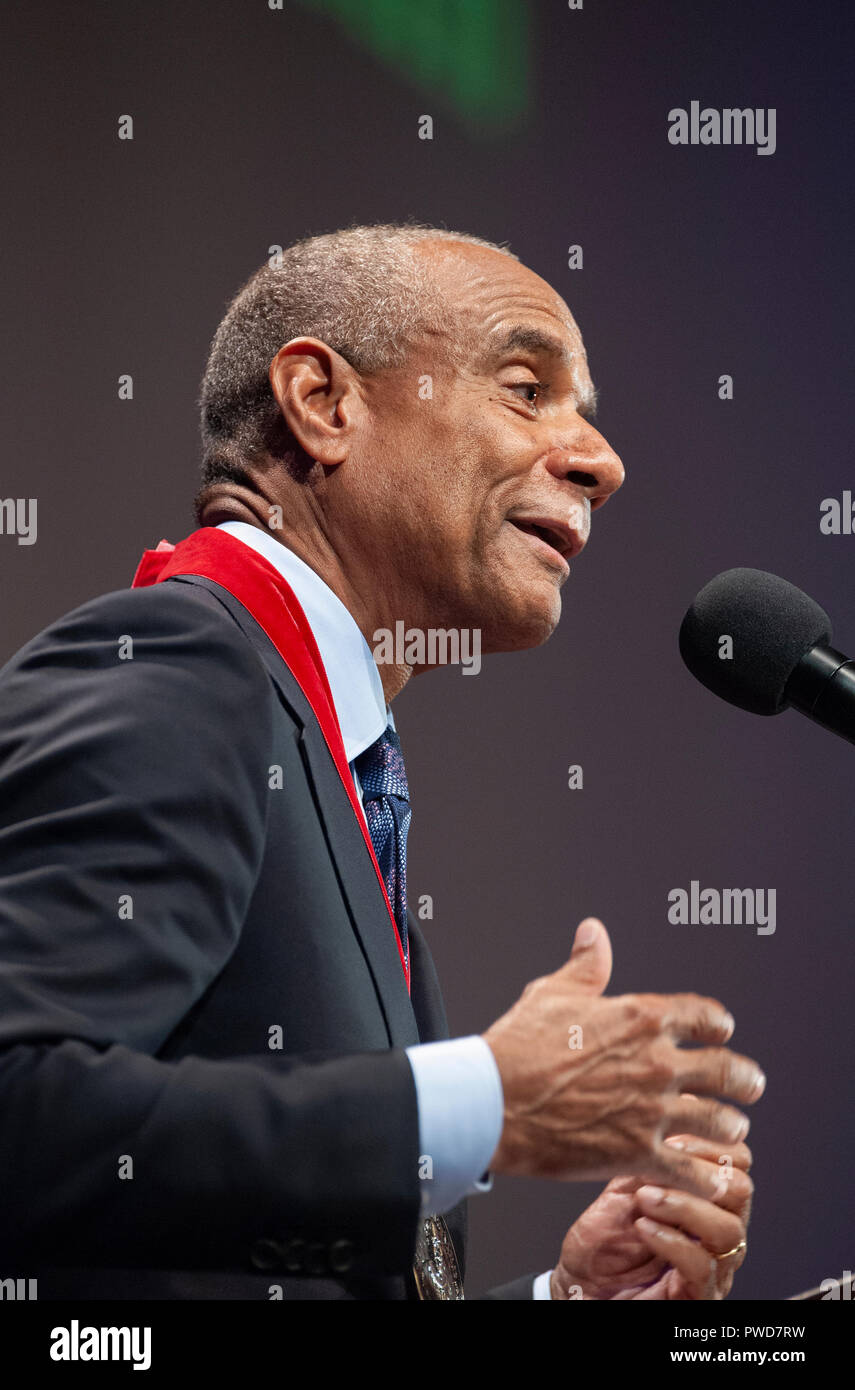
508,381,546,407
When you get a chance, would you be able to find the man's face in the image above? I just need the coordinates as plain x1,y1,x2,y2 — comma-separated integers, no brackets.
356,240,625,652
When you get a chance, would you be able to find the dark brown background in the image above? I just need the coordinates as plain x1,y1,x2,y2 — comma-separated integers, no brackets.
3,0,853,1299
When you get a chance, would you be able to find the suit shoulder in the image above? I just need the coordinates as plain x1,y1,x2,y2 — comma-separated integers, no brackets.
0,580,281,755
3,580,267,689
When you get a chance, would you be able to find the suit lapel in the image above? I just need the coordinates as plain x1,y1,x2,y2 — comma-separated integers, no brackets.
206,588,419,1046
144,562,420,1049
294,717,420,1047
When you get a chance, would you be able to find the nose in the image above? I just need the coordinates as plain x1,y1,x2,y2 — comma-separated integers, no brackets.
543,425,625,511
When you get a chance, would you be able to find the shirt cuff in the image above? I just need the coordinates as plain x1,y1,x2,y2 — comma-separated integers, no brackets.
532,1270,554,1300
405,1035,504,1216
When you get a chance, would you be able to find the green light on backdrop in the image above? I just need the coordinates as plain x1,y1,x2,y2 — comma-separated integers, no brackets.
297,0,530,136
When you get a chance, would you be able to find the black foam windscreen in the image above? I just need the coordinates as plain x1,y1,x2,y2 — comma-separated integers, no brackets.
679,568,832,715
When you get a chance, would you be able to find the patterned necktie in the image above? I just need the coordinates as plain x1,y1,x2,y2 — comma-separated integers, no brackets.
354,725,411,971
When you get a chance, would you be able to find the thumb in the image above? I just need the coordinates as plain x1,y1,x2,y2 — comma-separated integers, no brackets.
562,917,612,995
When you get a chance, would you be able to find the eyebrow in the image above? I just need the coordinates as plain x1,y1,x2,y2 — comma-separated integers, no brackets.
484,324,599,420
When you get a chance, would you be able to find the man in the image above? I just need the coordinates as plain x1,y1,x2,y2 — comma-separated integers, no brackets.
0,224,762,1300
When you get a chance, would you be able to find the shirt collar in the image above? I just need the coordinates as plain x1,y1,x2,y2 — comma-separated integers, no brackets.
216,521,391,762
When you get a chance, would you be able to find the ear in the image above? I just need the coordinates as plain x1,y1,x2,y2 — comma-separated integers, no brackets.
268,337,364,466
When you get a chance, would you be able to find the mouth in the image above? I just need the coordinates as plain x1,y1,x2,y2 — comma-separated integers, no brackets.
507,515,585,573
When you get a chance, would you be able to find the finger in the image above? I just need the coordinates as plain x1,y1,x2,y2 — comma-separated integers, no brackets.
606,1160,752,1216
635,1185,748,1263
664,1134,752,1172
661,1150,753,1218
648,1145,733,1201
634,1218,720,1299
649,994,736,1045
667,1095,750,1146
559,918,613,995
676,1050,766,1105
600,1173,644,1196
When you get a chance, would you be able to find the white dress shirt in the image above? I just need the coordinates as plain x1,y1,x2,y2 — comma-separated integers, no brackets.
215,521,551,1299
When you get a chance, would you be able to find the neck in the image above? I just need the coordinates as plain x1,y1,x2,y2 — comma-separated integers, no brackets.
199,484,415,704
378,661,413,703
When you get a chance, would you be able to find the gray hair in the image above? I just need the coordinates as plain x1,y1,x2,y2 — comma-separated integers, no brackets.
197,222,517,489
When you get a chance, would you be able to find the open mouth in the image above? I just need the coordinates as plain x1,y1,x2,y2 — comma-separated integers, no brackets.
509,519,573,567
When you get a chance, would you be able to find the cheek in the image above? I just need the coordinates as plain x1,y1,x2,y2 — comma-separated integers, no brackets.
381,405,510,564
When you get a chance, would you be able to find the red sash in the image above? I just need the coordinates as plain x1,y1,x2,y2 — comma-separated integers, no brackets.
131,527,410,990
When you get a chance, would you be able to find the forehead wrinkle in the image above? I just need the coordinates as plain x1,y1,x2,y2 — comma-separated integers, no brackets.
418,248,594,406
485,324,576,371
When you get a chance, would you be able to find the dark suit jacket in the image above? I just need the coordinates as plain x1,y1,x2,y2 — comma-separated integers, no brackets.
0,567,538,1299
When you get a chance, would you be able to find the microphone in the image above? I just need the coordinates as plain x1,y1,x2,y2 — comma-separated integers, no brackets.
679,567,855,745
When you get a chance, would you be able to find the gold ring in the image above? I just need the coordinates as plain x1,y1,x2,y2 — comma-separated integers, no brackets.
715,1239,747,1261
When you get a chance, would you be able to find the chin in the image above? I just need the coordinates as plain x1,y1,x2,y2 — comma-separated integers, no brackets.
483,588,562,653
